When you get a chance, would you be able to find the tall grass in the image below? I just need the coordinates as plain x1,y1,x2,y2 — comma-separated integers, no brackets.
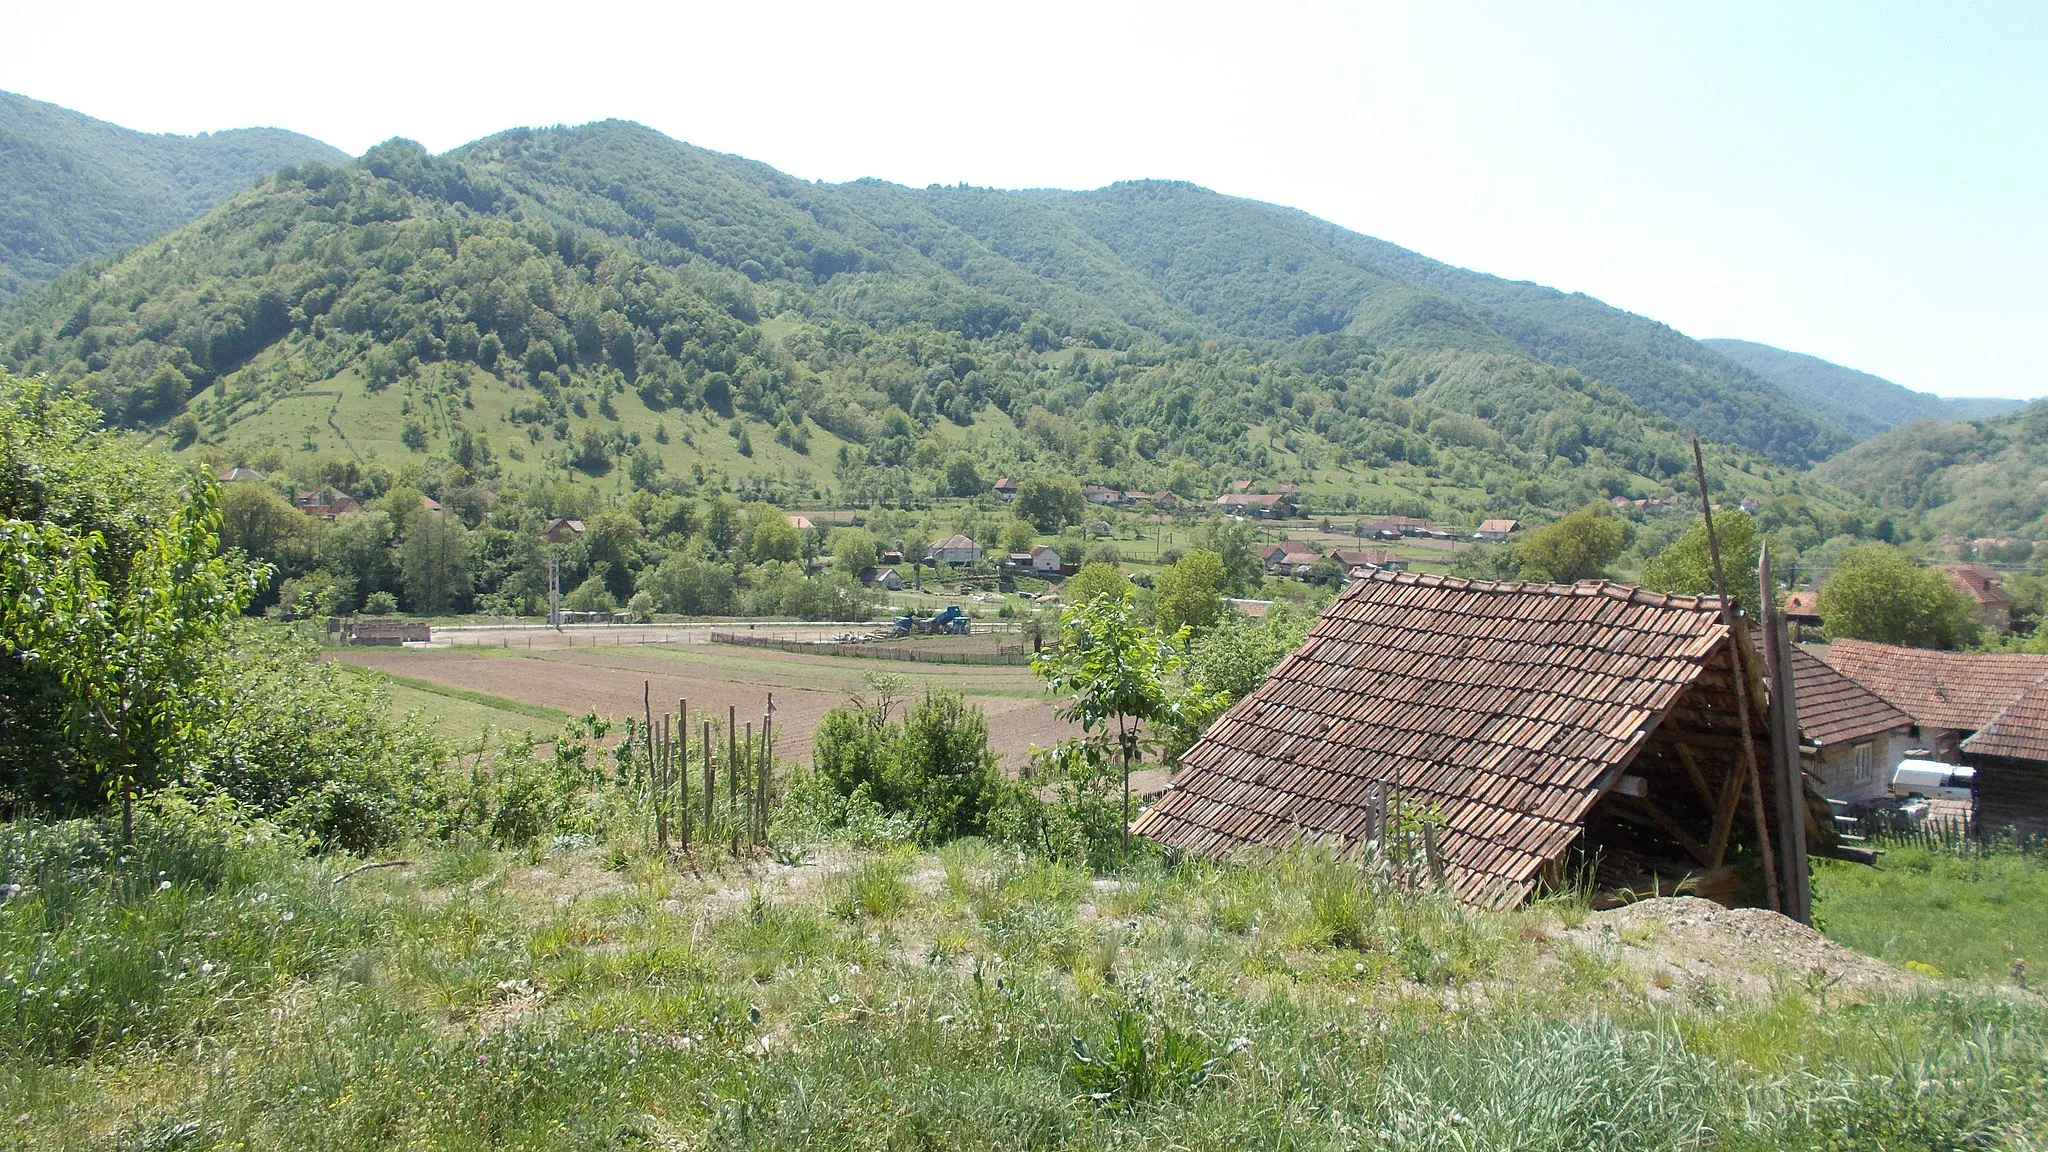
0,794,365,1058
1814,833,2048,982
7,819,2048,1148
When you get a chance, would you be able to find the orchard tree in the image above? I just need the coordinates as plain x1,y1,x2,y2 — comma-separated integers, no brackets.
1820,544,1980,649
1035,588,1215,855
1015,474,1085,533
1154,548,1225,635
0,482,262,835
1517,504,1629,583
832,526,879,574
1640,511,1761,595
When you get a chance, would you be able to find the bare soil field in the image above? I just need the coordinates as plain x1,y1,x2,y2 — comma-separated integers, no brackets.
332,641,1073,770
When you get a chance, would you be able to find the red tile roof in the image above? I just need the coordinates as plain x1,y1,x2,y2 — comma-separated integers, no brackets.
1781,645,1911,748
1820,639,2048,732
1134,571,1733,906
1962,680,2048,762
1947,565,2014,609
1783,591,1821,619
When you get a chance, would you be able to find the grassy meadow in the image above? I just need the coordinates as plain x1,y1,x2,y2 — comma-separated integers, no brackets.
7,799,2048,1150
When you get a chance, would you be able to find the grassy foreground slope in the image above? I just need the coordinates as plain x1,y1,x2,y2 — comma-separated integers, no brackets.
8,816,2046,1150
1704,338,2022,441
0,89,346,301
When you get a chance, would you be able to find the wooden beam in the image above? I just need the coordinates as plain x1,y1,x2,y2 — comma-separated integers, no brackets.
1611,797,1715,868
1673,743,1719,810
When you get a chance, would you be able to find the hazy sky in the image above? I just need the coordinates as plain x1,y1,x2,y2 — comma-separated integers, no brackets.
4,1,2041,399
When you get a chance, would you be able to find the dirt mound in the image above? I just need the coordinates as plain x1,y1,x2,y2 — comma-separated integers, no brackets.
1567,896,1926,1001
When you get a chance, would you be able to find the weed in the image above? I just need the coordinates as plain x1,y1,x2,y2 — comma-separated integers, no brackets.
1066,1006,1221,1107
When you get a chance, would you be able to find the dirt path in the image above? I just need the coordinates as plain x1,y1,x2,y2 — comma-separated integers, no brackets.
334,646,1073,770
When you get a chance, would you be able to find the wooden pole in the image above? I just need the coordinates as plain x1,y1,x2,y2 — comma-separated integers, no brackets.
1692,438,1781,913
761,711,774,844
688,696,696,848
702,718,714,844
644,681,660,852
728,705,739,856
1758,544,1812,923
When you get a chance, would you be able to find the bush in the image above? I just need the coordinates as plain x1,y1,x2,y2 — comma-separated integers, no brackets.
361,591,398,615
807,691,1010,845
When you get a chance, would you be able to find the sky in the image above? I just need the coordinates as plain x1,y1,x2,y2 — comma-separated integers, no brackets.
3,0,2042,399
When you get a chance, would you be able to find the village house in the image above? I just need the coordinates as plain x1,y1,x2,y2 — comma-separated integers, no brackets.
1780,644,1915,804
1082,484,1125,507
1782,591,1822,638
1330,548,1407,573
1821,639,2048,761
1473,518,1520,543
1026,544,1063,574
1361,515,1432,539
542,517,586,545
1215,492,1296,518
925,533,982,567
1946,564,2014,633
1137,572,1811,908
991,477,1017,501
1958,682,2048,837
294,485,360,519
787,514,814,532
879,549,905,566
857,566,904,591
1260,540,1320,575
217,466,267,483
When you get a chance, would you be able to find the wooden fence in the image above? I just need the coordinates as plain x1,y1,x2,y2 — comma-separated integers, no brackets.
708,631,1032,665
626,684,777,858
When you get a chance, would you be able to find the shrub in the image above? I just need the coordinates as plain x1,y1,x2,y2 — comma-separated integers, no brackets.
807,692,1009,845
361,591,398,615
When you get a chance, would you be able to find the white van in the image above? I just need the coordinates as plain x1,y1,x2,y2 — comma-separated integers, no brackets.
1891,758,1975,801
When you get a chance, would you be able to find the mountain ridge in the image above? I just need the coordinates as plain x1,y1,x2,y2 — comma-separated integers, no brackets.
1703,337,2023,439
0,89,346,301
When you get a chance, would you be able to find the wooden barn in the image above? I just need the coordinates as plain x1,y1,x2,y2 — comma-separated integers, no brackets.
1960,682,2048,837
1134,571,1817,909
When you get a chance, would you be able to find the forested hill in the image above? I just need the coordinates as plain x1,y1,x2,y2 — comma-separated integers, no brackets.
1818,403,2048,539
0,121,1869,537
0,90,346,302
452,122,1844,465
1703,338,2022,440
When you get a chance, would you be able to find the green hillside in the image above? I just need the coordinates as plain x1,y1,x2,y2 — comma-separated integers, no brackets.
0,90,346,301
1818,403,2048,538
444,123,1848,465
1703,338,2023,440
0,123,1873,537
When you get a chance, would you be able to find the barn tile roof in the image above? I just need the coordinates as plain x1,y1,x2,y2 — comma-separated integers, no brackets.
1133,571,1732,905
1962,681,2048,762
1780,645,1911,748
1819,639,2048,732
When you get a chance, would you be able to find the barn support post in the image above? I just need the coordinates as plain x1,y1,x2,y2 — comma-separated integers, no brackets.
1758,544,1813,923
1692,438,1781,913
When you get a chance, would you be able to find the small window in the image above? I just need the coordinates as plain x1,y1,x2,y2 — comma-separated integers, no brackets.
1853,743,1874,784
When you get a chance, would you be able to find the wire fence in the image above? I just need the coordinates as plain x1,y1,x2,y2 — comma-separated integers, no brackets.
708,631,1032,665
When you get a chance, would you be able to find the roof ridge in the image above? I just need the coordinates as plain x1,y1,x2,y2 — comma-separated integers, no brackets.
1362,568,1724,612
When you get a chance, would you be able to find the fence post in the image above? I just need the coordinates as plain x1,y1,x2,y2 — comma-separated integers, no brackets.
688,696,696,848
761,706,774,844
703,718,714,844
728,705,739,856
